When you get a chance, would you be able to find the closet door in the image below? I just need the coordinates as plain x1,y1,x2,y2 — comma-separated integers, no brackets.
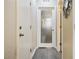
17,0,32,59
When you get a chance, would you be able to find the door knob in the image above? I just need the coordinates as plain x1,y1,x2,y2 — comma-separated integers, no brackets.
19,33,24,37
30,48,32,52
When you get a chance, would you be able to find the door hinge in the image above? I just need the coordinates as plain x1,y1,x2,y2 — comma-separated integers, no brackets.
30,25,32,30
30,2,31,6
59,50,62,53
60,25,62,29
59,42,62,53
60,42,62,46
30,48,32,52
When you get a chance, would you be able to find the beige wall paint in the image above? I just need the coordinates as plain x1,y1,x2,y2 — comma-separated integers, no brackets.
4,0,16,59
63,11,73,59
58,0,73,59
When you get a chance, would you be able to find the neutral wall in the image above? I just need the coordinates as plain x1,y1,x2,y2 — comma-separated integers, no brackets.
63,11,73,59
4,0,16,59
59,0,73,59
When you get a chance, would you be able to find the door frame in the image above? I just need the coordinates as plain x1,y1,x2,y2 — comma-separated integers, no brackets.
16,0,20,59
37,7,57,48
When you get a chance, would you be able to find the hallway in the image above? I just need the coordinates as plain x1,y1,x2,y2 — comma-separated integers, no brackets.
4,0,73,59
33,47,60,59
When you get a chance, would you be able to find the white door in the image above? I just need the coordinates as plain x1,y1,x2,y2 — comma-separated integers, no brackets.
37,7,57,48
17,0,32,59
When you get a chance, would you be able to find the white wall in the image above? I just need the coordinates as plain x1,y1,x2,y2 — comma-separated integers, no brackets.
4,0,16,59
